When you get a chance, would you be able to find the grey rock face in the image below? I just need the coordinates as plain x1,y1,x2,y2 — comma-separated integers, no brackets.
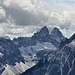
0,38,24,73
0,26,65,75
21,34,75,75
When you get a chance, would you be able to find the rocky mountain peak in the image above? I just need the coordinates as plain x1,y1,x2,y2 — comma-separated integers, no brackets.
37,26,49,37
50,27,64,43
32,26,49,39
51,27,63,37
39,26,49,35
52,27,60,32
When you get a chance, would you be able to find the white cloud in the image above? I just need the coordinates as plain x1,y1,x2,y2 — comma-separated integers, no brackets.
0,0,75,39
60,0,75,1
0,6,6,22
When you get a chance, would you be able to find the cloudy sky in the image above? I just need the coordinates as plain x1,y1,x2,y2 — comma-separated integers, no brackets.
0,0,75,39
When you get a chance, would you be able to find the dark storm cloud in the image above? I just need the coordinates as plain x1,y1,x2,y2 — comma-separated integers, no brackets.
2,1,48,26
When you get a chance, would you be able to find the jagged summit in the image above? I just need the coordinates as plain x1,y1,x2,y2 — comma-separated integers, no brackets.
40,26,48,32
32,26,65,47
38,26,49,36
52,27,60,32
51,27,63,37
50,27,64,43
32,26,49,39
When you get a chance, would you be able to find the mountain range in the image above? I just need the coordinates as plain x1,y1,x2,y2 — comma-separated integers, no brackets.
21,29,75,75
0,26,74,75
